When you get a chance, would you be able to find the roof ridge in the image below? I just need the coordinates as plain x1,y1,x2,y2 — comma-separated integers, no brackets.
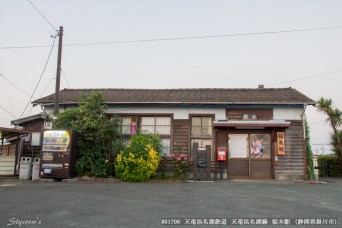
62,87,294,91
33,87,314,106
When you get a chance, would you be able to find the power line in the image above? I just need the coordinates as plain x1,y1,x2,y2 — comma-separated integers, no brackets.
0,73,33,98
61,69,71,88
60,72,98,87
38,77,54,98
2,76,15,117
1,25,342,50
0,43,94,88
0,43,56,71
0,104,17,118
267,69,342,87
19,37,57,119
27,0,57,31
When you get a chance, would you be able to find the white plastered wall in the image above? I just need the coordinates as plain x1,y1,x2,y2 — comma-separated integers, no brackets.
273,107,303,120
106,106,226,120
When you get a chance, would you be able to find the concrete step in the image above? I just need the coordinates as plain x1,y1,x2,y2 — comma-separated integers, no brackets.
276,171,305,180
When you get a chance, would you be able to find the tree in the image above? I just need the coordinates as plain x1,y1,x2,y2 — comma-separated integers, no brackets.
56,92,121,177
330,131,342,158
317,97,342,157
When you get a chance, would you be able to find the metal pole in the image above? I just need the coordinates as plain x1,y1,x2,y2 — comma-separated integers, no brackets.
220,162,224,179
54,26,63,121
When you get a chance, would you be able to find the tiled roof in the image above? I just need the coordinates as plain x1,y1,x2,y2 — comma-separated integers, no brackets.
32,88,315,105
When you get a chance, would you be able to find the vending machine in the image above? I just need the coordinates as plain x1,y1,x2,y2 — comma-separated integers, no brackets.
40,130,78,179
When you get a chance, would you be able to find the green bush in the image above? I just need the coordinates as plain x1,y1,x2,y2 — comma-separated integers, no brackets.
115,134,161,182
317,155,342,177
56,92,121,177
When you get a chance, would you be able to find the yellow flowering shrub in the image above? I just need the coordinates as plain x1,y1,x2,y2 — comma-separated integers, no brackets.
115,134,161,182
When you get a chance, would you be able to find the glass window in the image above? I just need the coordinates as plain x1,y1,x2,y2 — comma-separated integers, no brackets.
141,117,154,125
140,117,171,156
141,117,171,135
160,138,171,156
191,139,212,149
228,134,249,158
190,139,212,158
250,134,271,159
191,117,212,136
192,117,202,126
121,138,131,147
121,117,137,135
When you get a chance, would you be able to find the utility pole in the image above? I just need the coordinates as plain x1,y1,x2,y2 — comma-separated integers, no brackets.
53,26,63,124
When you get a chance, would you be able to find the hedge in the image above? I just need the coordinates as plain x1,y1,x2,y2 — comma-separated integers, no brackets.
317,155,342,177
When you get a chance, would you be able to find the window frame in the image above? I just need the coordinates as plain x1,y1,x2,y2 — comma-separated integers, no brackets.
140,116,171,136
117,114,173,157
120,116,138,135
190,114,215,159
191,116,213,137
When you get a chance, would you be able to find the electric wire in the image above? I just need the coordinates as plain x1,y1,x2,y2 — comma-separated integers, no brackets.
60,73,98,87
61,69,71,88
0,104,17,118
0,43,56,71
267,69,342,87
0,73,33,98
26,0,57,32
1,25,342,50
0,63,15,116
3,77,15,117
38,77,54,98
0,43,95,88
19,37,56,119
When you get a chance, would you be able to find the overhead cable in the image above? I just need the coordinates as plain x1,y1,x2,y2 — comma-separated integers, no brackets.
19,36,56,119
267,69,342,87
1,25,342,50
27,0,57,31
0,104,17,118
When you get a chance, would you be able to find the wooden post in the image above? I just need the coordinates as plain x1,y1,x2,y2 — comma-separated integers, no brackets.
54,26,64,124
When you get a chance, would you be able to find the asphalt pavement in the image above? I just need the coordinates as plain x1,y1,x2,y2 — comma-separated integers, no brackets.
0,178,341,227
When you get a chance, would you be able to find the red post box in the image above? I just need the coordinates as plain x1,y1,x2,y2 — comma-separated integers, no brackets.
217,147,226,161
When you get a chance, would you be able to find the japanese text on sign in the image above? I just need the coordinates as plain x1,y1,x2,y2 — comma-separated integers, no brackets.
277,132,285,156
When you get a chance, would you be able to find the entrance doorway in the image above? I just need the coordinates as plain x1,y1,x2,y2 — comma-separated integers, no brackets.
228,133,272,179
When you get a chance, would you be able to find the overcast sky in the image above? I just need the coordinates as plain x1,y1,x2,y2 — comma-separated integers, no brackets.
1,0,342,154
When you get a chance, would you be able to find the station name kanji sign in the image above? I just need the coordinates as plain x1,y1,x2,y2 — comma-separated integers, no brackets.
277,132,285,156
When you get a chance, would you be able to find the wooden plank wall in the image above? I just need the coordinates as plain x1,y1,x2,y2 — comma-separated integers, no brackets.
22,119,45,157
0,144,16,156
172,119,190,153
275,121,305,176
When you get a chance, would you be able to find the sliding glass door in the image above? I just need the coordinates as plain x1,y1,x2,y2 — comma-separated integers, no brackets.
228,133,272,179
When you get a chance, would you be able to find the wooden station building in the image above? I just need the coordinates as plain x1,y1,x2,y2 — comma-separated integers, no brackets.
31,87,315,180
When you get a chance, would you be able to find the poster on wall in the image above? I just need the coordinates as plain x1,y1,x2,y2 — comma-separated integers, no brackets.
251,139,264,158
277,132,285,155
